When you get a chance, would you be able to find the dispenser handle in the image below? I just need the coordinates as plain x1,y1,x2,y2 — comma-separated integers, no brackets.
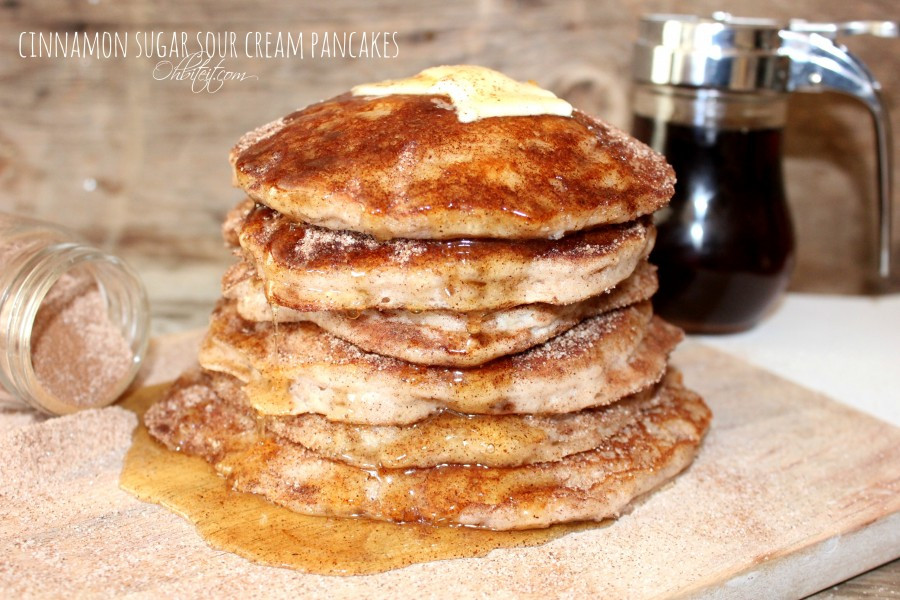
788,19,898,39
779,28,895,278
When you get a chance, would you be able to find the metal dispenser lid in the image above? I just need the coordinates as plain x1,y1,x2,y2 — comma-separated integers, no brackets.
634,13,790,91
633,12,899,92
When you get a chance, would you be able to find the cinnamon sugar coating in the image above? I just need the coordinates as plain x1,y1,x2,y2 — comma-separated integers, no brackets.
197,299,683,425
224,260,658,367
146,368,710,529
230,94,674,240
233,202,656,312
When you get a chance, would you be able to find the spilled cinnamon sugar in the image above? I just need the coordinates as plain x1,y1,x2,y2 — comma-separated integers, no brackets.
29,272,134,407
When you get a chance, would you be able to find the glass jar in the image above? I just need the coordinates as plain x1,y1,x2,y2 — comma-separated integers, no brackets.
0,213,150,415
632,84,795,333
632,13,895,333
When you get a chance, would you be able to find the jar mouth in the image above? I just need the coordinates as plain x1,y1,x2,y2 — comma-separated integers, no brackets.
0,243,149,415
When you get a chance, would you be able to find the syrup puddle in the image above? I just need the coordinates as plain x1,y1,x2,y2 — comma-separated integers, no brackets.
119,383,596,575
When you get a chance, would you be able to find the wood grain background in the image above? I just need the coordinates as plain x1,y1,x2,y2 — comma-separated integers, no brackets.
1,0,898,334
1,3,898,594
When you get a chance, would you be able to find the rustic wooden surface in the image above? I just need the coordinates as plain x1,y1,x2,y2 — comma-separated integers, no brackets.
812,559,900,599
1,1,899,596
1,335,898,598
0,0,898,336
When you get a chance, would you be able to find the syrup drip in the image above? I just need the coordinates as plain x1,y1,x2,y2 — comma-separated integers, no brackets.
269,300,280,337
119,384,595,575
465,311,485,336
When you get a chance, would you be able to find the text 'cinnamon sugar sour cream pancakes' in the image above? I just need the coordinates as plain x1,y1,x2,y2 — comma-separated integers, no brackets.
127,65,711,571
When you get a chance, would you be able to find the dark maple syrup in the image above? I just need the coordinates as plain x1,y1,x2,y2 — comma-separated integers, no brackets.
632,116,795,333
119,384,595,575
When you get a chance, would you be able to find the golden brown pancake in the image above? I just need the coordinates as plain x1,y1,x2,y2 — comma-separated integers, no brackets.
149,369,693,469
197,299,683,425
225,260,658,367
233,202,656,312
230,94,674,241
266,376,686,469
146,369,710,529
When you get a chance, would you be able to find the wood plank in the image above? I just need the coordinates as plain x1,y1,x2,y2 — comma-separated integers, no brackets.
0,338,897,597
811,558,900,599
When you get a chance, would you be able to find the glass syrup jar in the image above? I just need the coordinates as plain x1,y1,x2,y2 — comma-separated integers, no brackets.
632,13,896,333
0,212,150,415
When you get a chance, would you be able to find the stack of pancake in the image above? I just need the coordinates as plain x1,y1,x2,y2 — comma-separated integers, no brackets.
147,66,711,530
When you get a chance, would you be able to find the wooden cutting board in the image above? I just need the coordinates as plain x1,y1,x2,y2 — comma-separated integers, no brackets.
1,333,898,598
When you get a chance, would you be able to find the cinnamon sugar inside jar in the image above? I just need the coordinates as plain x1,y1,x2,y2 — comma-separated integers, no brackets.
0,213,149,415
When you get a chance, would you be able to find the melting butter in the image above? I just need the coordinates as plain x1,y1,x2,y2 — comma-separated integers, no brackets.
351,65,573,123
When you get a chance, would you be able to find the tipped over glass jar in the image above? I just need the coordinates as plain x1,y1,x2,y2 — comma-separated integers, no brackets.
0,212,150,415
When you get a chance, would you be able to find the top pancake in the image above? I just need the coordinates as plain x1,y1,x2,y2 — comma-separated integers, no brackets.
230,93,674,240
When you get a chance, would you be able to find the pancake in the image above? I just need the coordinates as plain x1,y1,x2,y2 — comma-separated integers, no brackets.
225,260,658,367
266,375,686,469
150,368,691,469
146,368,710,529
234,202,656,312
197,299,682,425
230,92,674,241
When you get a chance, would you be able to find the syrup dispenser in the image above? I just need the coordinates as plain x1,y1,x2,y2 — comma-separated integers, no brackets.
632,13,896,333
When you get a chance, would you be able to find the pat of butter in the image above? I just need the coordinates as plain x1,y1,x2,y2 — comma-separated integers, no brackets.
351,65,573,123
